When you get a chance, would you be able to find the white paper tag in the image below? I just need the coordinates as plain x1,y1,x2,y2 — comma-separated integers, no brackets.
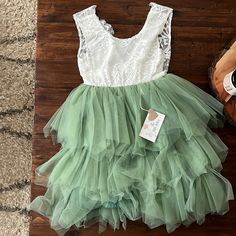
139,109,166,142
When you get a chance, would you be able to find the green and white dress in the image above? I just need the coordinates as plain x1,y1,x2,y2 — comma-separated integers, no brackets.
26,2,234,235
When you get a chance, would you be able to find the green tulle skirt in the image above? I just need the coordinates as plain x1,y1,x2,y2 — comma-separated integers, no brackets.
26,73,234,235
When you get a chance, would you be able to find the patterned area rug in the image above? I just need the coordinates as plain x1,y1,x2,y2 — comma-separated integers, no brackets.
0,0,37,235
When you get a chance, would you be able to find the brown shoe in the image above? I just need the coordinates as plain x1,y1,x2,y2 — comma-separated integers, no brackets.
209,36,236,126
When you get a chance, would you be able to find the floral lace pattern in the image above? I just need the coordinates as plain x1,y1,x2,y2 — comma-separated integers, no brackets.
158,11,172,71
73,2,173,87
99,19,115,35
77,26,87,58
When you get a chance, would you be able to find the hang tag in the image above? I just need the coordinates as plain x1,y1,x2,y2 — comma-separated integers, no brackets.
139,109,166,142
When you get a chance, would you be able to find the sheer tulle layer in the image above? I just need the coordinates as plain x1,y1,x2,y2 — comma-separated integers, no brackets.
27,73,234,235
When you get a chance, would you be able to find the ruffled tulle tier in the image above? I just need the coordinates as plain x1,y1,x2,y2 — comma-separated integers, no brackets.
42,73,227,158
27,73,234,235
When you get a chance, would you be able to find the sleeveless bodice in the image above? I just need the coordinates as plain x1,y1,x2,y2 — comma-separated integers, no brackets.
73,2,173,87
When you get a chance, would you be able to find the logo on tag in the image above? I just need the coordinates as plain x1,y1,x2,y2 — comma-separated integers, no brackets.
139,109,166,142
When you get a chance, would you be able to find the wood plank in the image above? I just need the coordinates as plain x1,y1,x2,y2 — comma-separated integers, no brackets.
30,0,236,235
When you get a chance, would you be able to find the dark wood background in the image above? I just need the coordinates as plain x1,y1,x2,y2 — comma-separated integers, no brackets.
30,0,236,235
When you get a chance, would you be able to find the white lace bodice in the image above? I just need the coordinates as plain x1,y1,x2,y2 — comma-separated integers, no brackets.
73,2,173,87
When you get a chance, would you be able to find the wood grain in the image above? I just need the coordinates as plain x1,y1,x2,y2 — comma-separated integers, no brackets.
30,1,236,235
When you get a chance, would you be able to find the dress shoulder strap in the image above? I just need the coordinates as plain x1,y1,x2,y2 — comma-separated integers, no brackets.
72,5,97,59
148,2,173,72
73,5,96,22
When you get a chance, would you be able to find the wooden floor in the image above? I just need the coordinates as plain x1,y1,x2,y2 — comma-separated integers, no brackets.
30,1,236,235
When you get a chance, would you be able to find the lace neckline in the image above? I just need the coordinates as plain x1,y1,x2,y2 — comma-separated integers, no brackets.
93,2,156,42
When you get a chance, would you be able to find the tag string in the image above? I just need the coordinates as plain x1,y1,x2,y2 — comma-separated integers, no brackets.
139,88,149,112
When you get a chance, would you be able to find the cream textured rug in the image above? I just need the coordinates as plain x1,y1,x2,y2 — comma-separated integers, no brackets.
0,0,37,235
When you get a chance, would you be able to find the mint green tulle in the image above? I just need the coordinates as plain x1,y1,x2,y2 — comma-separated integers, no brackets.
26,73,234,235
